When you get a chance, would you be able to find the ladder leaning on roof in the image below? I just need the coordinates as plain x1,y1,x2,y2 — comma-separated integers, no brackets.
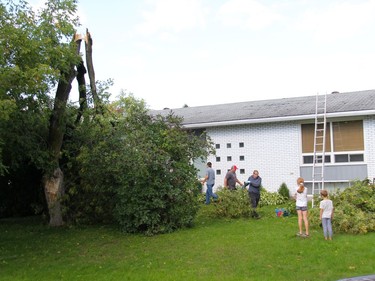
311,92,327,207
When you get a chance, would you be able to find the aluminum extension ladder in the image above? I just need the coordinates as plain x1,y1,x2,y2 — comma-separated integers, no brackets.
311,93,327,207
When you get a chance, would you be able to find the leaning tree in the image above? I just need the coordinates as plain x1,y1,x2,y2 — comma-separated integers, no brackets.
0,0,98,225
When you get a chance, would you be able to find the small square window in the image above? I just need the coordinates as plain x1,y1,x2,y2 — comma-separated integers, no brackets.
215,144,220,149
216,170,221,175
227,143,231,148
216,157,221,162
227,156,232,161
239,156,245,161
239,169,245,174
239,142,244,148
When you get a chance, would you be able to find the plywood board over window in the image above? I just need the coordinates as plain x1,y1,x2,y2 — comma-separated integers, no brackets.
301,123,331,153
333,120,364,151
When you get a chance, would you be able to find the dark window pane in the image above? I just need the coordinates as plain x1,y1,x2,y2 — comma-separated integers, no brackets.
335,154,349,163
303,156,313,164
350,154,364,162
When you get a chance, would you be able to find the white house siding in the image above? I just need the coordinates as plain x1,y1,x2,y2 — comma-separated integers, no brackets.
205,121,301,193
364,116,375,183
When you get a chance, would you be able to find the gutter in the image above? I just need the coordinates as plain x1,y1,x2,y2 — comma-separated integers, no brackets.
182,110,375,129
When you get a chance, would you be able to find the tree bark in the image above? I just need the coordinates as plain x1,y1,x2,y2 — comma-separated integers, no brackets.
43,34,81,226
43,168,64,226
75,37,87,125
85,29,99,108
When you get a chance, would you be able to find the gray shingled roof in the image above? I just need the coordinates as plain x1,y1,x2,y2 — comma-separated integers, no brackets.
150,90,375,127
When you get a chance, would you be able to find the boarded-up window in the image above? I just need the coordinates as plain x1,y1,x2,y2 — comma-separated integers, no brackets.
301,123,331,153
332,120,364,151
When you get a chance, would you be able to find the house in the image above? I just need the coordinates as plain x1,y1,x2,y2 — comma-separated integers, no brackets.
151,90,375,194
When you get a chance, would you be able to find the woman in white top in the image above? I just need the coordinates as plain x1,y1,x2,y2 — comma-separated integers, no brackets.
294,177,309,237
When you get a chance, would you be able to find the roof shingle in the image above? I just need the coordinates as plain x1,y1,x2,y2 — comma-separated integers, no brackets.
150,90,375,126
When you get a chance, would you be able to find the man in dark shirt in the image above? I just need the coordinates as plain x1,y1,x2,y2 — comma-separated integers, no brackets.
244,170,262,218
224,165,243,190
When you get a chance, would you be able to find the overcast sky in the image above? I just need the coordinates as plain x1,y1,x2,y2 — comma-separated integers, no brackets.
35,0,375,109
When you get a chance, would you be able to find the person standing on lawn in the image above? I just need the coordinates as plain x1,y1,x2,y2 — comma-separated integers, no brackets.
320,189,334,240
294,177,309,237
224,165,243,191
201,162,218,204
243,170,262,219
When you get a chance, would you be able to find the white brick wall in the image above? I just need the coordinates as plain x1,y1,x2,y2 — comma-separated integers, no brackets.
206,121,301,193
364,116,375,183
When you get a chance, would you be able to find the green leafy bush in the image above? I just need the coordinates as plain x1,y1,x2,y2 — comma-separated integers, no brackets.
278,182,290,200
212,187,251,218
210,186,288,218
64,95,214,235
309,181,375,234
259,188,288,207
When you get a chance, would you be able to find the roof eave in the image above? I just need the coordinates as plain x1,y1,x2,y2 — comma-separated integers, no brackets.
182,110,375,129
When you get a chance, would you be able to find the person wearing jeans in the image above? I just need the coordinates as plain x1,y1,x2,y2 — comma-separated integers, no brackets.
320,189,334,240
201,162,218,204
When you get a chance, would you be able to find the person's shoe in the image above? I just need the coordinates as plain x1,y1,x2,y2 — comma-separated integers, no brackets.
302,233,310,238
296,233,303,237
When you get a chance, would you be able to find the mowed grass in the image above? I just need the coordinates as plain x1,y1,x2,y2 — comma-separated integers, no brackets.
0,205,374,281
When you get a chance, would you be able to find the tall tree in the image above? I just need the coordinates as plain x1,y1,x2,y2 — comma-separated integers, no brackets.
0,0,81,224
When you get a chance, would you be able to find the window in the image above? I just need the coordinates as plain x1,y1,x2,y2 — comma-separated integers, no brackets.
303,155,331,164
303,155,313,164
335,154,364,163
216,170,221,175
227,143,231,148
227,156,232,161
301,123,331,153
239,156,245,161
301,120,364,164
239,169,245,174
239,142,244,148
335,154,348,163
350,154,364,162
216,157,221,162
333,121,364,151
215,144,220,149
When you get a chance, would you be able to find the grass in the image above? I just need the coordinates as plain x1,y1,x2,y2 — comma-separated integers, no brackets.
0,205,374,281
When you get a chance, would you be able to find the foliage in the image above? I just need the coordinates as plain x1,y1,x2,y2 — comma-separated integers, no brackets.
63,94,214,235
0,0,80,217
210,186,288,218
277,182,290,200
212,187,252,218
259,187,287,207
309,181,375,234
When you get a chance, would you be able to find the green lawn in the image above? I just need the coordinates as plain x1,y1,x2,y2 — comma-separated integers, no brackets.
1,205,374,281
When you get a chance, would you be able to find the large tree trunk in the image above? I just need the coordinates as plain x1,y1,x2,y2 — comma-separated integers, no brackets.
44,168,64,226
44,34,82,226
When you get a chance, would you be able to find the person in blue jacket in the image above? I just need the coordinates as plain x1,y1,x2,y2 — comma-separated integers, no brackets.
243,170,262,219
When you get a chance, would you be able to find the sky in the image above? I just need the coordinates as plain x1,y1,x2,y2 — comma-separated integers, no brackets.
36,0,375,109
